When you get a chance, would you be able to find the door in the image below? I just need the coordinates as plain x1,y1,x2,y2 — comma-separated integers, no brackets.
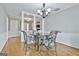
9,19,19,37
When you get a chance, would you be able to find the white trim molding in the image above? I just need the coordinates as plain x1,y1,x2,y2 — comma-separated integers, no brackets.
56,32,79,49
0,32,8,52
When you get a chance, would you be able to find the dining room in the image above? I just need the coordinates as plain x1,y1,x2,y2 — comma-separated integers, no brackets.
0,3,79,56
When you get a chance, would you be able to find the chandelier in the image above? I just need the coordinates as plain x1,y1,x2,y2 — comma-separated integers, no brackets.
37,3,51,18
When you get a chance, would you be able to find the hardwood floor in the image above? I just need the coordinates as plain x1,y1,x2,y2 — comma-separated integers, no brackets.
1,37,79,56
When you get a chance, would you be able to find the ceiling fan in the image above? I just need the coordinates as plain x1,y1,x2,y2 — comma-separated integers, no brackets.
37,3,60,18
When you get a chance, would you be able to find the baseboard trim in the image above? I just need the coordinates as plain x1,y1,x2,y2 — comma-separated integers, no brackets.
56,42,79,49
56,32,79,49
1,39,8,52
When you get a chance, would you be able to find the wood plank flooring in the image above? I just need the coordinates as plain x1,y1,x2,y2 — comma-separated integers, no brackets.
1,37,79,56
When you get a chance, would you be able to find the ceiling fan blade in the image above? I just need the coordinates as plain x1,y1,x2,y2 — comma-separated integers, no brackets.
53,8,60,11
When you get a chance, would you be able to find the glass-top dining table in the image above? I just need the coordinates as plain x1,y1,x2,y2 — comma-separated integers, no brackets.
33,33,49,51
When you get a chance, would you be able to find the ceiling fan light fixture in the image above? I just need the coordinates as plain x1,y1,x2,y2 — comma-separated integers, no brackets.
37,3,51,18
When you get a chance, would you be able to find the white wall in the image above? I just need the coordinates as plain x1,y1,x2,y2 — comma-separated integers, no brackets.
8,19,20,37
0,6,7,51
45,4,79,48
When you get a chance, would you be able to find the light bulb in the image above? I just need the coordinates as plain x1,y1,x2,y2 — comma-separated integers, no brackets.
47,8,51,12
46,11,48,15
40,12,43,15
37,10,41,13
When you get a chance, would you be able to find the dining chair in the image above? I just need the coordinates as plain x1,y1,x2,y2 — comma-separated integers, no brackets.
22,30,34,43
21,31,34,55
42,30,60,55
33,31,41,51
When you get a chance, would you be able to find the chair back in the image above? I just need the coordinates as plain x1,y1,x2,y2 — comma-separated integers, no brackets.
49,31,59,41
45,31,59,48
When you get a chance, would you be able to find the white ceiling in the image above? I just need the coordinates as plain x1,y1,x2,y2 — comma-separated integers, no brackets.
0,3,78,19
